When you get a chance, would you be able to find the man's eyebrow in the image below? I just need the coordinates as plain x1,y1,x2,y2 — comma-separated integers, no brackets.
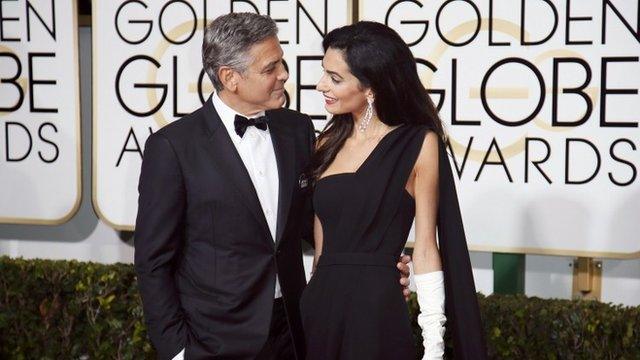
261,59,280,71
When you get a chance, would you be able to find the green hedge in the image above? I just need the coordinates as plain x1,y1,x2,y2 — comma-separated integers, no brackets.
0,257,153,359
1,256,638,359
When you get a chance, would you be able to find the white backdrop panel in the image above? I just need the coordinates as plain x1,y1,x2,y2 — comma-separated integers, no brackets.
361,0,639,257
93,0,349,229
0,0,81,224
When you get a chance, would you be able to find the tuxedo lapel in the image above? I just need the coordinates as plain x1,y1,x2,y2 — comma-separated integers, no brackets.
201,99,272,242
267,111,295,247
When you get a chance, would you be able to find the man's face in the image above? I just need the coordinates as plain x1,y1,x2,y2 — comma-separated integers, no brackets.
235,36,288,113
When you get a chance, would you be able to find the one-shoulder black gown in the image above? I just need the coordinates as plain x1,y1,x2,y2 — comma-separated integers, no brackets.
299,125,487,360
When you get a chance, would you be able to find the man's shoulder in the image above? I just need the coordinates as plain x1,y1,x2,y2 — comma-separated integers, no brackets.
152,106,205,141
269,107,309,120
268,107,312,130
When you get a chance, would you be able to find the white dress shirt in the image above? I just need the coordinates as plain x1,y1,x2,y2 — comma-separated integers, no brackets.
211,92,282,298
172,94,282,360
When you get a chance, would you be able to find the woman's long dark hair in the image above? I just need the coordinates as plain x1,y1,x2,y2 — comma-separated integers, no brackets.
309,21,445,181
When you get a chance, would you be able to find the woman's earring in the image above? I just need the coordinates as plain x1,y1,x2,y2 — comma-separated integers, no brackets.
359,97,374,132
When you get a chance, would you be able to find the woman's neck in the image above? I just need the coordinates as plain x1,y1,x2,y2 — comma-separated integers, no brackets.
351,113,390,140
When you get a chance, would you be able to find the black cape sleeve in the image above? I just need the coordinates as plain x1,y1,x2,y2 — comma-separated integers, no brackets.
436,137,488,359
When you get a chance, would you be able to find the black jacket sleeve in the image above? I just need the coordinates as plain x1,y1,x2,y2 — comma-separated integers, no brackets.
134,133,189,359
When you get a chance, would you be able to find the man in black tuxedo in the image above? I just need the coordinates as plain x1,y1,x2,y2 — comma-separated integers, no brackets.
134,13,410,360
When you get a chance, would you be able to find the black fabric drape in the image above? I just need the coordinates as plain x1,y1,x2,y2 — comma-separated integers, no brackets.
437,138,488,359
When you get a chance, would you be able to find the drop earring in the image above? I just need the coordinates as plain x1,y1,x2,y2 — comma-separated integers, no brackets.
359,97,374,132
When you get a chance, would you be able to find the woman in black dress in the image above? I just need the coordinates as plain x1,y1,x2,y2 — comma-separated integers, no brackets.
299,22,487,359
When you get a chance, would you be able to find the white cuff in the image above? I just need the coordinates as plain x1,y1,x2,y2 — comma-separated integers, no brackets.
171,348,185,360
414,271,446,360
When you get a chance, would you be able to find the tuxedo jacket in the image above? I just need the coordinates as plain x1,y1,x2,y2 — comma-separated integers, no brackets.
134,98,315,359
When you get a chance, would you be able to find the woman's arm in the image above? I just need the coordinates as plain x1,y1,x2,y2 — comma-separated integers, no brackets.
411,130,446,360
312,214,324,275
412,131,442,274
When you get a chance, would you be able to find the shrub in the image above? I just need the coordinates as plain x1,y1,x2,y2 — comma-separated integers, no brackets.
1,256,638,359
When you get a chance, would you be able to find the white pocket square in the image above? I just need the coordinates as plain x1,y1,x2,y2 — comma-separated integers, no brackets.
299,175,309,189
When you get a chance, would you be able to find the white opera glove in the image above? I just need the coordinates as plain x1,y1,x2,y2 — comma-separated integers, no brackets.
171,348,184,360
415,270,446,360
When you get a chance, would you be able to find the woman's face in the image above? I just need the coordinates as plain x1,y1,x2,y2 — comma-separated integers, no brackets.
316,48,370,116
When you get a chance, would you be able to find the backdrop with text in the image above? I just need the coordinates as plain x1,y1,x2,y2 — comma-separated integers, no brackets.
92,0,351,229
0,0,81,225
361,0,639,258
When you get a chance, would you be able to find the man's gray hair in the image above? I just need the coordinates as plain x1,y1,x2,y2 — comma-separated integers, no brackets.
202,13,278,92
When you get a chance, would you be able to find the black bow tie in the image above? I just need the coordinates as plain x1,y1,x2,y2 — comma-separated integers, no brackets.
234,114,268,137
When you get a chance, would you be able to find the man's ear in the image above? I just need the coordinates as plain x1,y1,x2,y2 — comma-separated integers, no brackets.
218,66,239,92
